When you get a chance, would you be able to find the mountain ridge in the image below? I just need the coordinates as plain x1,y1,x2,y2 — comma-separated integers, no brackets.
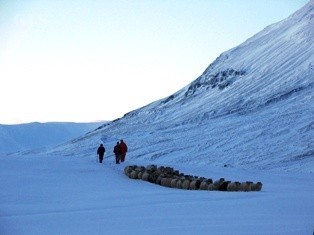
0,122,105,154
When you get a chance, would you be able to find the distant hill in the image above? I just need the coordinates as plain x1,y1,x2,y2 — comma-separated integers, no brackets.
0,122,105,154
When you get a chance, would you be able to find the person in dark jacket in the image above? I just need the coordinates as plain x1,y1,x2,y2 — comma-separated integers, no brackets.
97,144,105,163
119,139,128,162
113,142,121,164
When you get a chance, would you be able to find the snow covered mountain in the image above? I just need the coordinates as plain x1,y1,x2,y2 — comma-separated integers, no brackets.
45,1,313,172
0,122,105,154
2,3,313,234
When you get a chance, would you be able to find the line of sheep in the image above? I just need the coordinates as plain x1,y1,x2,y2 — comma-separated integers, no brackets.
124,164,263,192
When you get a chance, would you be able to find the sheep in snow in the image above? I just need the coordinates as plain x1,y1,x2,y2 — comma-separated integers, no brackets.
239,181,253,192
251,182,263,191
227,181,241,191
190,179,201,190
182,179,191,190
160,177,172,187
124,164,262,193
170,178,179,188
218,181,230,191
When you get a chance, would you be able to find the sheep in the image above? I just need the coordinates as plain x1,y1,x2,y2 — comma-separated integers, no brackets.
125,165,145,178
182,178,191,190
155,174,165,185
137,171,144,179
176,178,185,189
129,170,136,179
135,166,145,172
170,178,179,188
239,181,253,192
148,171,160,183
124,164,262,193
164,167,171,172
227,181,241,191
141,171,150,181
141,170,159,183
206,178,224,191
125,167,136,178
218,180,231,191
251,182,263,191
213,178,225,187
124,165,134,176
199,179,213,190
157,166,166,173
130,169,142,179
207,183,217,191
146,164,157,171
190,179,201,190
160,177,172,187
132,166,146,179
199,181,208,190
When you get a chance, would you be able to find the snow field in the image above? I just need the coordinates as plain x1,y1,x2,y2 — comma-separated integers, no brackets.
0,155,313,235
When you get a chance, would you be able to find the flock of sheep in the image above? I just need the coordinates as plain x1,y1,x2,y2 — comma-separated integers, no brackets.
124,164,263,192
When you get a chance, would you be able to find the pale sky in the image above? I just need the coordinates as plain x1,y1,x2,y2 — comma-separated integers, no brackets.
0,0,308,124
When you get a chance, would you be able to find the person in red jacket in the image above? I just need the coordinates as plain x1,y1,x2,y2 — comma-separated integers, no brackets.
119,139,128,162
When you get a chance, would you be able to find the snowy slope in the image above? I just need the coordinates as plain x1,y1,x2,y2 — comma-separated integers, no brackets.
37,1,313,172
0,122,105,154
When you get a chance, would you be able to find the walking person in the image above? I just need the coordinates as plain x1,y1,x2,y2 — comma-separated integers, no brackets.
113,142,121,164
119,139,128,163
97,144,105,163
